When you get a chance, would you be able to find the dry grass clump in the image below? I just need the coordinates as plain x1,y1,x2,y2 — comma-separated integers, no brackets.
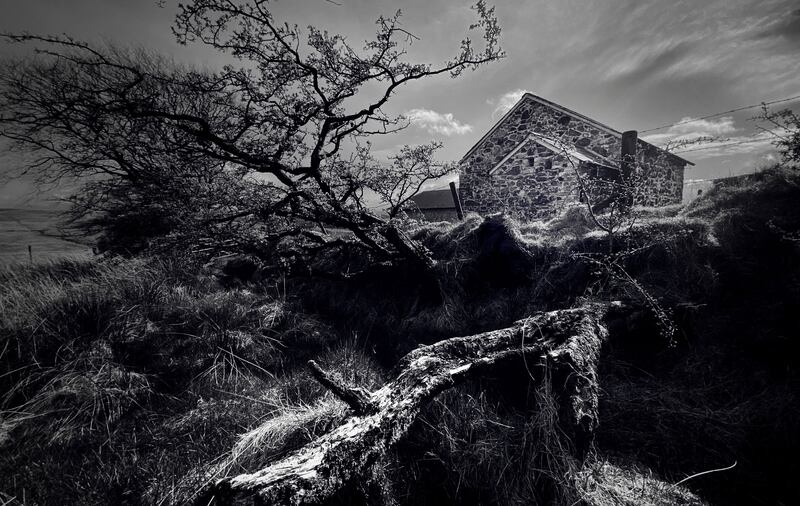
631,202,684,220
408,212,485,260
227,398,348,471
0,358,151,447
543,204,598,239
224,339,385,473
576,460,708,506
160,338,386,504
394,370,587,505
571,216,718,308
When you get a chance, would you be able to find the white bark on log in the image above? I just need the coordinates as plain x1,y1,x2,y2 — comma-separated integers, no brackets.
201,303,614,505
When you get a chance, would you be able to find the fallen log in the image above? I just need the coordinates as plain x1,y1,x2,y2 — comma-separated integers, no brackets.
201,303,616,505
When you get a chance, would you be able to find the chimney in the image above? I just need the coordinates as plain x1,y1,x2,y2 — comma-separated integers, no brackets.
620,130,638,207
449,181,464,221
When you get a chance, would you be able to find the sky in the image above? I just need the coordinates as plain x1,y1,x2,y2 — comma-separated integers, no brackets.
1,0,799,208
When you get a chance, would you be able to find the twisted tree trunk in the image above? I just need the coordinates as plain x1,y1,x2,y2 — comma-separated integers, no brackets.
200,303,617,505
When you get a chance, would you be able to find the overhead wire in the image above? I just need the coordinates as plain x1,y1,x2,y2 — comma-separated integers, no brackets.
672,136,774,154
640,94,800,134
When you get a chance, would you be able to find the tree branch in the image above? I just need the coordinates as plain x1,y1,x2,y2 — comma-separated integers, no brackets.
308,360,378,415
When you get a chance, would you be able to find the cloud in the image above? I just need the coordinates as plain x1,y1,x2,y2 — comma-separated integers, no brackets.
671,132,781,160
488,89,531,118
601,40,695,85
642,115,787,160
671,116,738,136
680,131,779,160
405,109,473,136
558,0,800,111
756,8,800,46
642,116,738,146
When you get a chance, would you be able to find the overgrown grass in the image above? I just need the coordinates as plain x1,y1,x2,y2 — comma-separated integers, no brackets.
594,166,800,505
396,370,585,505
285,165,800,505
0,255,375,504
3,166,799,505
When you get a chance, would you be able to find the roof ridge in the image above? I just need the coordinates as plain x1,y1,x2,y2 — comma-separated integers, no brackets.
460,93,694,166
522,93,621,136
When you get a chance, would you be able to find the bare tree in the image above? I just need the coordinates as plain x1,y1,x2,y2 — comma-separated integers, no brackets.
361,142,455,219
757,105,800,164
0,0,504,270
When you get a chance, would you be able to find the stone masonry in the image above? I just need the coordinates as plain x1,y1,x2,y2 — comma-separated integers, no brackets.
459,94,690,221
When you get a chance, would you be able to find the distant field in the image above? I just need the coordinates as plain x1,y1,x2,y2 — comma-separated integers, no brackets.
0,208,92,265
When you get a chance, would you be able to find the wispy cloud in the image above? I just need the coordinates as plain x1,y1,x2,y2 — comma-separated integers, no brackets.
488,89,531,118
405,109,473,136
643,115,785,160
600,39,695,84
755,7,800,46
642,116,738,146
677,131,780,160
556,0,800,114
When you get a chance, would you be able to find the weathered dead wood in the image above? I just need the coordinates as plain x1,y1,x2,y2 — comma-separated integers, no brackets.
308,360,377,415
201,303,615,505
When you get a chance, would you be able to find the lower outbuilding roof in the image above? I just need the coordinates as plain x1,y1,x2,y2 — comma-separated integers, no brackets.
409,188,456,210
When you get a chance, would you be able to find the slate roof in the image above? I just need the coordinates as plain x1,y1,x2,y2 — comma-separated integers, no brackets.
410,188,456,210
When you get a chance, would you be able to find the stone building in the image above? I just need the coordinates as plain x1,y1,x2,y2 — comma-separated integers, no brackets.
683,173,755,204
408,188,459,222
459,93,694,220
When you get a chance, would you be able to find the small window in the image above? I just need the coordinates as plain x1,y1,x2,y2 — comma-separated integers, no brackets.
544,159,553,171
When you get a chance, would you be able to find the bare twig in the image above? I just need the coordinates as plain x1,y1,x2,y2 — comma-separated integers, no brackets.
308,359,377,415
672,461,737,488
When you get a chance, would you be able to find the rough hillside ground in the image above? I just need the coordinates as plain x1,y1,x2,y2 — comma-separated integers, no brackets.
2,166,798,505
0,257,383,504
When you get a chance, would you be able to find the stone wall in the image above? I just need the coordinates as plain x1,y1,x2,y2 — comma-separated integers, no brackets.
635,142,685,206
463,139,583,219
459,96,686,221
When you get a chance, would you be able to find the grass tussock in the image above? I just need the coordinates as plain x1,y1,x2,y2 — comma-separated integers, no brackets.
576,460,708,506
392,368,587,505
